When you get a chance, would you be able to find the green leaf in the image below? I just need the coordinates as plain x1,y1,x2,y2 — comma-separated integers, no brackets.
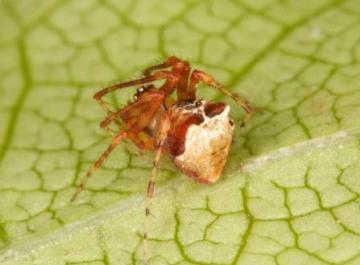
1,0,360,264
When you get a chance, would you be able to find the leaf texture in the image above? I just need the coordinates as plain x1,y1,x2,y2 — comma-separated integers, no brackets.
1,0,360,264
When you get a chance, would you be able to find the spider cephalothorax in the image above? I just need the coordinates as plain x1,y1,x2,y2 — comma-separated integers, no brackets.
70,56,253,265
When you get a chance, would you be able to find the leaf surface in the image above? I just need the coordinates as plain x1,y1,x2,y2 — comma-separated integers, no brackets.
1,0,360,264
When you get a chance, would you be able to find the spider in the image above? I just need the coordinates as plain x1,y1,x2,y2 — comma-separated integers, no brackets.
70,56,253,264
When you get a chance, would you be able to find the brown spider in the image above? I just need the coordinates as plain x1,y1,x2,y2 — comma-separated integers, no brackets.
70,56,253,264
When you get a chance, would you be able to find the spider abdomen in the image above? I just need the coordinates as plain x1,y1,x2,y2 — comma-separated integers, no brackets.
167,100,234,183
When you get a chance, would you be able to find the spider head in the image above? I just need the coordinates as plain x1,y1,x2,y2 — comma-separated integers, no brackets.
167,99,234,183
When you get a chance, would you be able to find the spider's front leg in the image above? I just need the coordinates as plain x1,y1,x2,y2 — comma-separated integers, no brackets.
188,70,254,127
71,87,170,202
98,109,125,137
93,71,176,114
93,70,180,136
142,56,182,76
143,56,191,101
70,130,128,202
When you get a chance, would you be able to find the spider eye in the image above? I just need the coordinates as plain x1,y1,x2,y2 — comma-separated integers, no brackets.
133,95,138,101
137,87,145,93
195,101,202,107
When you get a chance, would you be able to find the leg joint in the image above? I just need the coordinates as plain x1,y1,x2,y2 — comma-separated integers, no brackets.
147,181,155,196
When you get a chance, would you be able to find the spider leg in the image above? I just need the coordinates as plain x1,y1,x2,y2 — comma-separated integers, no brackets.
143,57,191,101
143,56,181,76
101,111,157,151
176,61,190,101
70,131,128,202
94,71,176,114
143,112,170,265
188,70,254,127
99,109,125,137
